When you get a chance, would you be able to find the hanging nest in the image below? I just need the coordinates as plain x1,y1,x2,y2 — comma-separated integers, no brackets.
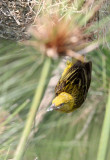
0,0,36,40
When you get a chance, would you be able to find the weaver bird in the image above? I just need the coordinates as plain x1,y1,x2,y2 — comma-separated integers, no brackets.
47,60,92,113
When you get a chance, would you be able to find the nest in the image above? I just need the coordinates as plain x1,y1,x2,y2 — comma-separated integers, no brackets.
0,0,36,40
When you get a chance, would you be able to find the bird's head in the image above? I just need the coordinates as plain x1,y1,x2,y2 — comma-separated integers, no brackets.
47,92,75,113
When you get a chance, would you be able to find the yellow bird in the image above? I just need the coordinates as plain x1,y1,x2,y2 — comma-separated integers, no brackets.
47,60,92,113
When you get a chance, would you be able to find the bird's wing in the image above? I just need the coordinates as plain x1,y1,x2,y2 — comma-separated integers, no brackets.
55,61,92,96
84,61,92,91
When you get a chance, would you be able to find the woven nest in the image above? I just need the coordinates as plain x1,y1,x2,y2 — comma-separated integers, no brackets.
0,0,36,40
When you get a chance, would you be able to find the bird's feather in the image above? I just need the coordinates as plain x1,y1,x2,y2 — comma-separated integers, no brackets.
55,60,92,108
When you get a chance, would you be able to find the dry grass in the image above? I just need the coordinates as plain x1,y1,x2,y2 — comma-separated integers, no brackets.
0,0,36,40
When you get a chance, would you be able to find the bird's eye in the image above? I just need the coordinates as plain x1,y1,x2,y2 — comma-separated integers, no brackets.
60,103,64,106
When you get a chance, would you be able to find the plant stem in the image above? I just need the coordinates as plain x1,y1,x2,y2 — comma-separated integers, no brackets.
14,57,52,160
97,87,110,160
102,55,107,89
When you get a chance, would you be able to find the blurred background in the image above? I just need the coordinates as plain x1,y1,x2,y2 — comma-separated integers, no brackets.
0,0,110,160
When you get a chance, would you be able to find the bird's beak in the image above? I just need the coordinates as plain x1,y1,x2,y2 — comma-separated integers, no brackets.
47,104,62,112
47,104,55,112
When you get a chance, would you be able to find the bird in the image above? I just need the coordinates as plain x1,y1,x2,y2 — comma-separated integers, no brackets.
47,59,92,113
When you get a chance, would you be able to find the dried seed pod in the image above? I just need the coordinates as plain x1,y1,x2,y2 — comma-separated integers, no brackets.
26,14,93,59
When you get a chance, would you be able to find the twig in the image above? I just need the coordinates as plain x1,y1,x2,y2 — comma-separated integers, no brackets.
78,42,99,55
